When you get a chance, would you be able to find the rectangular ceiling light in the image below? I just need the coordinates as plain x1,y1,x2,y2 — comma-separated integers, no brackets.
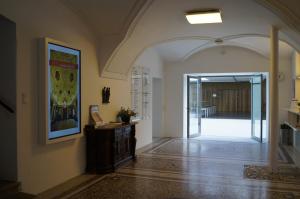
185,10,222,24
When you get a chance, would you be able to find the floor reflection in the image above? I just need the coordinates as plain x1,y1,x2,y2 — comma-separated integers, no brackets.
70,138,299,199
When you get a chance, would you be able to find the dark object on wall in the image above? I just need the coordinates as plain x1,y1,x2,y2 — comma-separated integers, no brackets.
102,87,110,104
85,123,137,173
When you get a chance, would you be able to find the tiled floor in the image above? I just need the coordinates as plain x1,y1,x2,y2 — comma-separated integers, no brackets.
190,118,267,138
189,112,267,138
67,138,300,199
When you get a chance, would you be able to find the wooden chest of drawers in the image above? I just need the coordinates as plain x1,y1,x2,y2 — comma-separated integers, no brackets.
85,123,136,173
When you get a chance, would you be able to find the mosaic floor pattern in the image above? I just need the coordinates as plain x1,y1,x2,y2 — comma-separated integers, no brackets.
143,139,291,163
244,165,300,183
69,138,300,199
70,173,296,199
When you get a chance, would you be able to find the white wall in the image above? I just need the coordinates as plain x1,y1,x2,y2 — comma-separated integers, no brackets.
278,55,293,123
0,0,134,194
164,46,292,138
133,48,165,148
152,78,163,137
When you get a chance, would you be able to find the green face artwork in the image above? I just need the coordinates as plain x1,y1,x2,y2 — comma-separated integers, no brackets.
49,49,79,131
50,50,78,107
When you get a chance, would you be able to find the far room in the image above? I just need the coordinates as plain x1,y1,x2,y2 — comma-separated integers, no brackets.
185,73,268,142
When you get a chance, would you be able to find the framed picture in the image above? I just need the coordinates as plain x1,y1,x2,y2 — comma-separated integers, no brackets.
39,38,81,144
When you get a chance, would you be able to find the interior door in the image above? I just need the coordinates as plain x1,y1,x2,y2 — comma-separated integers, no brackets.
0,15,17,181
187,76,202,138
251,75,263,142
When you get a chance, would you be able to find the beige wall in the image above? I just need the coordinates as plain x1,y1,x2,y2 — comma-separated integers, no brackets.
291,51,300,151
0,0,133,194
164,46,292,138
0,1,165,193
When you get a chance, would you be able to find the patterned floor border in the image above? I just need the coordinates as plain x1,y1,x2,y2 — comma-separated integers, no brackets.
57,138,299,199
117,165,300,193
68,173,299,199
49,175,106,199
141,138,294,164
244,165,300,184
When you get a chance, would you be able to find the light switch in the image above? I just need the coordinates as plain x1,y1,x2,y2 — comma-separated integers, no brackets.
22,93,28,104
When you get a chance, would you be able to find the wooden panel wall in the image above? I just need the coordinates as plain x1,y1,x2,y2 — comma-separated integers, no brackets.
202,82,251,113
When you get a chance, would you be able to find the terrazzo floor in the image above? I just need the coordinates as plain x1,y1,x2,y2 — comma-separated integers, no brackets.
68,138,300,199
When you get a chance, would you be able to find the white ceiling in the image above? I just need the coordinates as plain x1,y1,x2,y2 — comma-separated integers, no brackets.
61,0,144,35
153,36,294,63
154,39,209,63
60,0,300,78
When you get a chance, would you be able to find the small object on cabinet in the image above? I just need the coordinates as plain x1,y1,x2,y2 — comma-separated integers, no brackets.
117,107,137,124
290,98,298,110
102,87,110,104
89,105,106,127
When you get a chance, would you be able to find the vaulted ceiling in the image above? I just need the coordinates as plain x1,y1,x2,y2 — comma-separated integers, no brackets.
61,0,300,79
153,37,294,64
61,0,147,36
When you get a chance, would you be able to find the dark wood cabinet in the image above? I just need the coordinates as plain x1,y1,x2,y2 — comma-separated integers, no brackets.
85,123,136,173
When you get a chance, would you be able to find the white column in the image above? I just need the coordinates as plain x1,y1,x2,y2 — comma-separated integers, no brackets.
269,26,279,171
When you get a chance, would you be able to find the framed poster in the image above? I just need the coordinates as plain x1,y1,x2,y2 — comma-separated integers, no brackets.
39,38,81,144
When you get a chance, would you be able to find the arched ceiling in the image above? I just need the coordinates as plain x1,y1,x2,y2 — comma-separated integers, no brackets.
153,36,294,64
62,0,144,36
61,0,300,79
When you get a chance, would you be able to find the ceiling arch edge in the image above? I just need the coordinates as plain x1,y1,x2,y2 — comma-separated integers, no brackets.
255,0,300,34
181,43,269,62
101,0,154,80
101,0,300,80
180,34,296,61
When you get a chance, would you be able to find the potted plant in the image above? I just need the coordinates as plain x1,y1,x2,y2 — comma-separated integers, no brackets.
117,107,137,124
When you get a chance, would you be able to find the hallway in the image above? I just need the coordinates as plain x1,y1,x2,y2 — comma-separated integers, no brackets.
190,117,252,138
66,138,300,199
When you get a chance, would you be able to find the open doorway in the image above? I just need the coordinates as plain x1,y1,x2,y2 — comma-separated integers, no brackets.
186,73,268,142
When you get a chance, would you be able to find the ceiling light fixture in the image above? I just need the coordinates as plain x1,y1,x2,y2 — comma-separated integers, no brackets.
185,9,222,24
201,77,209,81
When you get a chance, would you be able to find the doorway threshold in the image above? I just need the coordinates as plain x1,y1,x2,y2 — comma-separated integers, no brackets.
193,135,258,143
